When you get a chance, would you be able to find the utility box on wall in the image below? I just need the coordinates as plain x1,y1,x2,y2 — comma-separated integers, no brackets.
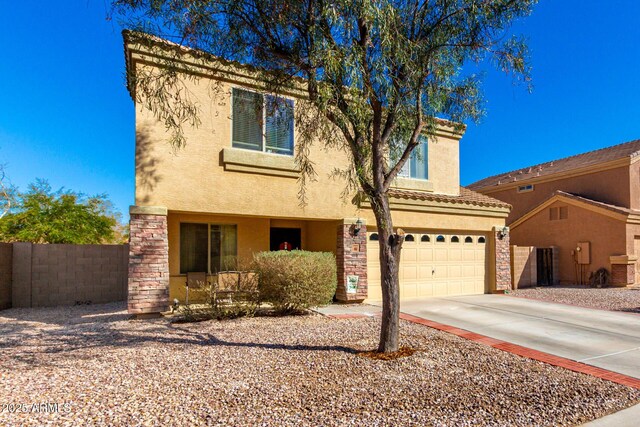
577,241,590,265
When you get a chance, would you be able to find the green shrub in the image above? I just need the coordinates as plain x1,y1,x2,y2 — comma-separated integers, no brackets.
253,250,337,313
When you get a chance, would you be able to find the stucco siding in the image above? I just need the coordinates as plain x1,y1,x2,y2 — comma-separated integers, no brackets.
629,160,640,210
511,201,627,284
134,64,461,219
486,165,631,224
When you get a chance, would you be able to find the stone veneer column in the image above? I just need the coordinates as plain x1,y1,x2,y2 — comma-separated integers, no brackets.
610,255,637,286
336,219,367,302
492,226,512,292
128,206,169,316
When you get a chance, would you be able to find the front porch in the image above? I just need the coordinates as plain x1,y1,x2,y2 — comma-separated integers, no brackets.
127,207,368,314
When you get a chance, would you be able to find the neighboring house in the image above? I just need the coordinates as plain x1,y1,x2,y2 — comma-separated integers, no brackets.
469,140,640,287
123,31,512,315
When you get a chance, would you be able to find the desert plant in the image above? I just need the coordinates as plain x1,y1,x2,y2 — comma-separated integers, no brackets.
589,268,610,288
253,250,337,314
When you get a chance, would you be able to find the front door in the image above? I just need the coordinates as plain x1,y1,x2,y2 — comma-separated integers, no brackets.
270,228,301,251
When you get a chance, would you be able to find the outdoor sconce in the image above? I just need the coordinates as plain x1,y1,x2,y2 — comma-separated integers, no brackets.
353,218,363,236
498,226,509,239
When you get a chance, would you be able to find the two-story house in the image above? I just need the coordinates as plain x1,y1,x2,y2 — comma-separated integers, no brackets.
123,31,512,315
469,140,640,287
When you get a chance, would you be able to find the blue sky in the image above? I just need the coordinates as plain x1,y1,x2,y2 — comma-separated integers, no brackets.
1,1,639,219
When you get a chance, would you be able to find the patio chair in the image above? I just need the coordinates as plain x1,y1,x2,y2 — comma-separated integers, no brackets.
214,271,259,305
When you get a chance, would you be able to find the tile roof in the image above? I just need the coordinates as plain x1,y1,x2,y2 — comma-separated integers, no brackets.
553,191,640,216
468,139,640,190
388,187,512,209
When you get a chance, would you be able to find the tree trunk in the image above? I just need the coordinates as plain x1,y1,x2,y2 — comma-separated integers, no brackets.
371,194,403,353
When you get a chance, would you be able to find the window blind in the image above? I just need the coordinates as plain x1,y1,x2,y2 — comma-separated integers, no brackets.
232,88,263,151
265,95,294,155
410,136,428,180
180,223,208,274
210,224,238,273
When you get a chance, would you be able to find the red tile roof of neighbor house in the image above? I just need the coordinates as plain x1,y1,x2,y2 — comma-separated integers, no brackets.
468,139,640,190
553,191,640,216
389,187,512,209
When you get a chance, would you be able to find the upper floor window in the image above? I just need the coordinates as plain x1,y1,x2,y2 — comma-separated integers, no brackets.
517,184,534,193
232,88,294,156
397,136,428,180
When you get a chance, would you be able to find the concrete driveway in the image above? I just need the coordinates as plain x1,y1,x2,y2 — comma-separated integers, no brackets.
371,294,640,378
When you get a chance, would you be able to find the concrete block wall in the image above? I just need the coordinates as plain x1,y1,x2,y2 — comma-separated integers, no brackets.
0,243,12,310
5,242,128,309
511,246,537,289
30,244,129,307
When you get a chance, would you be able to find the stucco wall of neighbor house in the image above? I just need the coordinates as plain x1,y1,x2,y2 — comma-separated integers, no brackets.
629,160,640,210
511,200,627,284
0,243,12,310
482,165,631,224
626,223,640,255
133,64,463,219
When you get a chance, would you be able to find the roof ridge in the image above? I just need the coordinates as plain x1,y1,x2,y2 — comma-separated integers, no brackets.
469,138,640,189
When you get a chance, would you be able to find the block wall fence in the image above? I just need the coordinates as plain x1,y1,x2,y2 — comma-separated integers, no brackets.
0,242,128,309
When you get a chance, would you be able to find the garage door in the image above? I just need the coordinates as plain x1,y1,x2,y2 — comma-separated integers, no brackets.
367,231,487,301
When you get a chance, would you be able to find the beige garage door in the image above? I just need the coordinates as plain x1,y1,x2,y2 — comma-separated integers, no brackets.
367,231,487,301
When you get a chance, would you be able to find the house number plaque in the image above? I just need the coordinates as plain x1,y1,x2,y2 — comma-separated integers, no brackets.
346,275,359,294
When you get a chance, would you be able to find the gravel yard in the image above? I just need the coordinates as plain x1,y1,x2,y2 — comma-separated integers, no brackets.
511,285,640,313
1,303,638,426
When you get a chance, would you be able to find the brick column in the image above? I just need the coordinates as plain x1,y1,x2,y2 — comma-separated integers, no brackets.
610,255,637,286
336,218,367,302
492,226,512,292
128,206,169,316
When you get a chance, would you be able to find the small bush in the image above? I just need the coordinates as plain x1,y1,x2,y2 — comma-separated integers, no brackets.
253,250,337,313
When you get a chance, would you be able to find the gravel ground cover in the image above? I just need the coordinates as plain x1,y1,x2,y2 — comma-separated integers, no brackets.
511,285,640,313
1,303,638,427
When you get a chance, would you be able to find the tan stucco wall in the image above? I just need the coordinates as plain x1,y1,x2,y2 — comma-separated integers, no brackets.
484,165,631,224
167,210,504,301
629,160,640,210
134,62,461,219
626,223,640,255
511,201,627,284
167,213,342,300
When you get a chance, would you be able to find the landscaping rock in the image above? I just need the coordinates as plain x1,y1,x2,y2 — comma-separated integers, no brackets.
0,302,638,426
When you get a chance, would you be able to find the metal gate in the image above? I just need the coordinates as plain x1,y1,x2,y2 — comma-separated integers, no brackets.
536,248,553,286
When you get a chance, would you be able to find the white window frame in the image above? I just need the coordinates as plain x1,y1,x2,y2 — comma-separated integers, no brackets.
396,137,429,180
230,86,295,156
517,184,534,193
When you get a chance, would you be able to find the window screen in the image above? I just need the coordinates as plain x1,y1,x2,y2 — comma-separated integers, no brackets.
265,95,294,155
232,88,263,151
180,223,208,274
393,136,428,180
211,224,238,273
